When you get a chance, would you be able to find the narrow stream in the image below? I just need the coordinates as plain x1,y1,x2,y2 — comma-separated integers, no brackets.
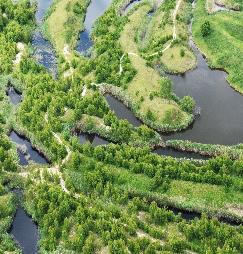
154,147,208,160
76,0,112,53
105,94,142,127
10,189,38,254
32,0,57,75
9,131,48,165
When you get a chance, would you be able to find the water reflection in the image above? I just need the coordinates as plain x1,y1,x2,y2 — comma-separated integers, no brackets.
154,147,209,160
32,0,57,75
165,39,243,145
76,0,112,53
6,86,22,105
9,131,48,165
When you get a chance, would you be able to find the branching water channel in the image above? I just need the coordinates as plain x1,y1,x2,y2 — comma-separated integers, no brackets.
7,1,243,250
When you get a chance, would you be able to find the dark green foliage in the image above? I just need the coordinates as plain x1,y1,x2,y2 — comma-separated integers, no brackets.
180,96,196,114
201,20,211,37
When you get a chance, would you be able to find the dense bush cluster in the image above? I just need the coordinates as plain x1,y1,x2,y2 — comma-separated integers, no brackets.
0,0,242,253
69,143,242,188
0,0,35,73
24,178,243,253
0,180,18,253
78,2,137,88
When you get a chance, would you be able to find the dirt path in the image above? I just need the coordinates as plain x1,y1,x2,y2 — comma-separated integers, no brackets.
42,113,72,194
149,0,182,57
173,0,182,40
119,52,138,75
121,0,182,61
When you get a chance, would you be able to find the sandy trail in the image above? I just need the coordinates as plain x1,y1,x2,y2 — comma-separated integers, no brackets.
149,0,182,57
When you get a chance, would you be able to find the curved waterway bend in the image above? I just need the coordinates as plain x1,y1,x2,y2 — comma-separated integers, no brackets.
32,0,57,75
165,40,243,145
76,0,112,53
105,94,142,127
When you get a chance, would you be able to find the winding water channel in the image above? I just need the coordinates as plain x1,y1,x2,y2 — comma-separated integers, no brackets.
32,0,57,75
106,3,243,147
166,40,243,145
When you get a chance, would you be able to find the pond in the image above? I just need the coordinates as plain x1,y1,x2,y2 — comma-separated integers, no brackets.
10,189,38,254
9,131,48,165
76,0,112,53
10,208,39,254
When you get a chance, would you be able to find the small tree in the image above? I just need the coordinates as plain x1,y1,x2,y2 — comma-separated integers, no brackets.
180,48,185,57
180,96,196,114
201,21,211,37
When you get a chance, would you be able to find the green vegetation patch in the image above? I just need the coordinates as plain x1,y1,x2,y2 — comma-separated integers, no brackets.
161,46,196,73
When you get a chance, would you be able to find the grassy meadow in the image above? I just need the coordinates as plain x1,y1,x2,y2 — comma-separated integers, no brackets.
193,0,243,93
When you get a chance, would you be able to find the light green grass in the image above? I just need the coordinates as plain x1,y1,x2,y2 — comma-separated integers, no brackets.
161,46,197,73
116,168,243,218
138,0,196,73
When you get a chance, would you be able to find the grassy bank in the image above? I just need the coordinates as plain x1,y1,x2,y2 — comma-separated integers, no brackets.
193,0,243,93
166,139,243,159
136,0,197,74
